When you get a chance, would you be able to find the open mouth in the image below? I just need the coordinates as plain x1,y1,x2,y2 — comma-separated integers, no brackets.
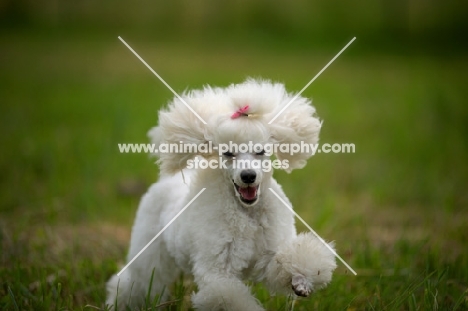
233,182,259,205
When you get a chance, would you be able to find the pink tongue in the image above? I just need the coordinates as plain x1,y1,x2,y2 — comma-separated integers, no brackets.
239,187,257,200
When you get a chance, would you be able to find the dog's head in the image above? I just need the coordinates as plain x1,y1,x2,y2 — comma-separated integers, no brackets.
219,149,269,207
149,79,321,206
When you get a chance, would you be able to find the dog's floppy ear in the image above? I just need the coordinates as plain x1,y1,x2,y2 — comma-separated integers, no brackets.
148,97,209,175
268,94,322,173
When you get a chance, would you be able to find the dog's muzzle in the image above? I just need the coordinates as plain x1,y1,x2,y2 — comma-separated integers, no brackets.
233,169,259,205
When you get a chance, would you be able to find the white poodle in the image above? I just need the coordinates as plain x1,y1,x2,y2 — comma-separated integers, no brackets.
106,79,337,310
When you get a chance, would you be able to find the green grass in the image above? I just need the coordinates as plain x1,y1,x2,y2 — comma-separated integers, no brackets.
0,31,467,310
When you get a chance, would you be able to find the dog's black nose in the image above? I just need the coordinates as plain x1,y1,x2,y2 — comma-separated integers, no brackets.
240,170,256,184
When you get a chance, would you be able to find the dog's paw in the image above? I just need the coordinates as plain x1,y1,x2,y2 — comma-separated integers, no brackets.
291,274,312,297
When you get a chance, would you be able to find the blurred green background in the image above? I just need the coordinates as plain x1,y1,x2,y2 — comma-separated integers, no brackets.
1,1,467,310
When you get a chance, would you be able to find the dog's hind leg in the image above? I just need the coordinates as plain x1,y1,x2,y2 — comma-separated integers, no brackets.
106,250,181,310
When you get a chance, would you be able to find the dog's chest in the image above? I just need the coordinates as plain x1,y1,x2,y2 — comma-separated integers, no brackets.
223,209,273,275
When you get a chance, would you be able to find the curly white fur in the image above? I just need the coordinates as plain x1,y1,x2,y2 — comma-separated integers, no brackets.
106,79,336,310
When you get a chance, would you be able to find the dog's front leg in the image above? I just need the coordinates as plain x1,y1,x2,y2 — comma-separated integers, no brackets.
191,272,264,311
260,232,337,297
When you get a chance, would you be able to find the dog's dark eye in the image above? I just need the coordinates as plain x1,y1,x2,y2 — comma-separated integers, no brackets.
223,152,235,157
255,150,265,156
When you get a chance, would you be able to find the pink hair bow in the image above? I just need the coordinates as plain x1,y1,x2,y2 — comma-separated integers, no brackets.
231,105,250,119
